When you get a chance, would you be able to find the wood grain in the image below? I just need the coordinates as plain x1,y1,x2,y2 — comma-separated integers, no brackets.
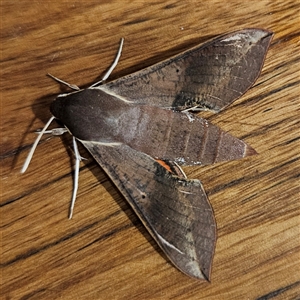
1,1,299,299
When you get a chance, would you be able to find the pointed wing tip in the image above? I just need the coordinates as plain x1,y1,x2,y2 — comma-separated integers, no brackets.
188,267,211,282
245,144,258,157
243,28,274,38
254,28,274,49
259,28,274,42
181,259,213,282
264,29,274,37
236,28,273,50
200,269,211,282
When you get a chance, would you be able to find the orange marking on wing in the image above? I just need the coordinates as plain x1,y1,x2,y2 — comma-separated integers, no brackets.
156,159,172,172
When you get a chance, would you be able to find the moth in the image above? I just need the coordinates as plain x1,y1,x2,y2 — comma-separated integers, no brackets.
22,28,273,281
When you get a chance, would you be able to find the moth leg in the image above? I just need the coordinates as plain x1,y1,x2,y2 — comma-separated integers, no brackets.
182,106,204,112
39,128,86,161
156,159,187,179
42,128,68,135
47,73,80,91
69,137,81,219
21,116,56,173
90,38,124,87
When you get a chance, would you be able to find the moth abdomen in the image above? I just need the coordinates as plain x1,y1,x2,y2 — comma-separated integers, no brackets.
118,106,257,166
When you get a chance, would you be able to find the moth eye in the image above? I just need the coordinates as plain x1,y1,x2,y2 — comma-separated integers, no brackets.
141,193,146,199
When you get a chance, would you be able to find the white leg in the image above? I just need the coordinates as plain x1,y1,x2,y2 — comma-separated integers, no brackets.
21,116,55,173
69,137,81,219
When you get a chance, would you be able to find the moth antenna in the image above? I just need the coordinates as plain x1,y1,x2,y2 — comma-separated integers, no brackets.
21,116,55,173
47,73,80,91
69,137,81,219
90,38,124,87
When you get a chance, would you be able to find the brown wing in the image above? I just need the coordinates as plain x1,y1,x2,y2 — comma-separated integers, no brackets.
100,29,273,112
81,141,216,281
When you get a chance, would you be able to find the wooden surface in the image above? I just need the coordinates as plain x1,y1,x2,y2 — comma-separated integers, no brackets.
1,1,299,299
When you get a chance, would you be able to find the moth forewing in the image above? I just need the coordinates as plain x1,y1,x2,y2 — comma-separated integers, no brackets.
100,29,273,112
